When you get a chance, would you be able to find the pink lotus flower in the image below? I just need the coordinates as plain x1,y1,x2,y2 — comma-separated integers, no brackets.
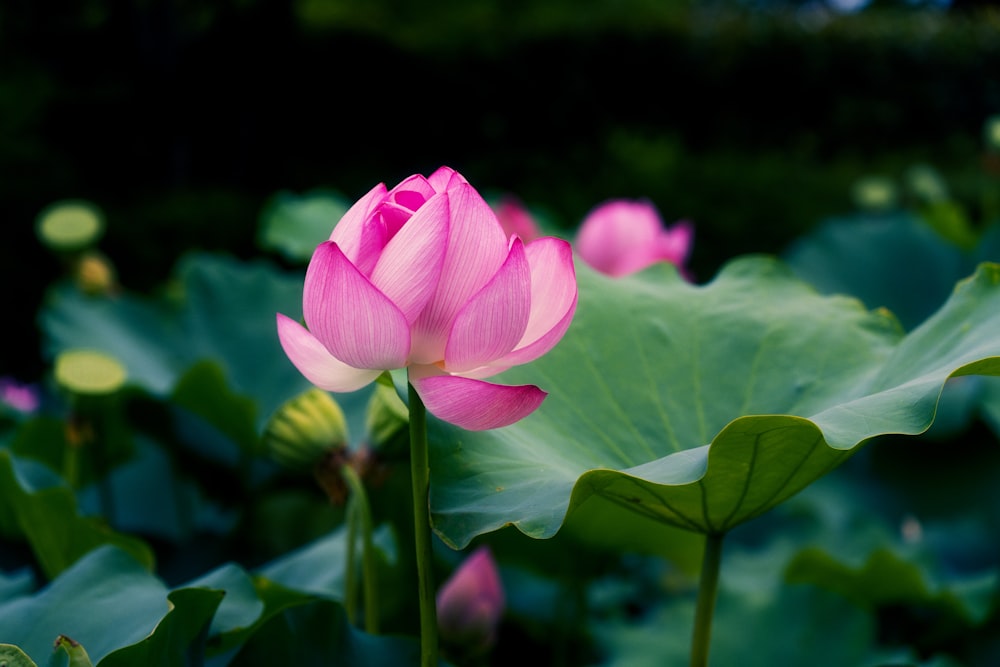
576,199,693,278
493,196,541,242
0,377,39,414
436,546,504,654
277,167,577,431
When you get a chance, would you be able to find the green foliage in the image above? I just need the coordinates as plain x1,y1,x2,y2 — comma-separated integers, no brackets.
428,258,1000,546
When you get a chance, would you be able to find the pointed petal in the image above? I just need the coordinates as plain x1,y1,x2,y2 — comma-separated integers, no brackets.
303,242,410,370
329,182,389,259
427,166,468,192
277,314,381,392
381,175,437,237
445,238,531,372
370,192,449,322
411,373,546,430
495,237,578,368
411,184,509,363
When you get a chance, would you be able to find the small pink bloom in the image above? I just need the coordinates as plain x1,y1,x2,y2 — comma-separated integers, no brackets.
493,196,541,242
277,167,577,431
576,199,693,278
436,546,504,653
0,377,39,414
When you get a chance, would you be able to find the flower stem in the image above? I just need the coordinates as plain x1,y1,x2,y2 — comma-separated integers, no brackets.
408,382,438,667
690,532,725,667
341,463,379,634
344,491,359,626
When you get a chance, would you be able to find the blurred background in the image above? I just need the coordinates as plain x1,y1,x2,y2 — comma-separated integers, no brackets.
3,0,999,382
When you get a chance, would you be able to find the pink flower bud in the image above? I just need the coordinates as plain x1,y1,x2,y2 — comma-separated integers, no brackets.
436,546,505,654
493,196,541,242
576,199,693,278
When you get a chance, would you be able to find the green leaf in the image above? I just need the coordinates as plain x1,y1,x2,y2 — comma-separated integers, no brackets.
0,546,214,665
97,588,224,667
171,361,260,455
223,593,422,667
428,258,1000,550
40,253,373,435
51,636,92,667
0,644,39,667
0,450,153,579
785,546,998,628
257,189,349,263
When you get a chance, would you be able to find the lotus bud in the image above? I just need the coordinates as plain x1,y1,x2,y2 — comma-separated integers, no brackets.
436,546,505,656
263,388,349,472
75,251,118,296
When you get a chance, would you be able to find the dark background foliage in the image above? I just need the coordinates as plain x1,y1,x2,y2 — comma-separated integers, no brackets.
3,0,999,380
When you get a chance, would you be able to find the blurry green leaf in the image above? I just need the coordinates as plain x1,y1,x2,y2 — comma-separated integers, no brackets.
40,253,374,435
223,592,421,667
593,544,876,667
51,636,92,667
98,587,224,667
257,523,398,601
0,644,38,667
786,547,998,628
172,361,260,454
0,546,211,665
0,450,153,579
257,189,349,263
919,200,978,250
429,259,1000,552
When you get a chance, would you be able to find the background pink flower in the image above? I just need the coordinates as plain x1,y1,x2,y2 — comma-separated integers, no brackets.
575,199,693,278
492,195,541,242
436,545,505,654
277,167,577,431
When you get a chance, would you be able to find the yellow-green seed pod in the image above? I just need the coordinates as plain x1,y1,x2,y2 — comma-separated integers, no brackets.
264,388,349,471
36,200,105,253
984,114,1000,153
850,176,897,213
54,349,128,397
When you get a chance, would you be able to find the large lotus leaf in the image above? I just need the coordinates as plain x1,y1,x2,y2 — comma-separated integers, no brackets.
428,257,1000,549
39,253,372,430
0,545,221,665
785,546,998,628
785,215,1000,439
0,450,153,579
256,189,349,263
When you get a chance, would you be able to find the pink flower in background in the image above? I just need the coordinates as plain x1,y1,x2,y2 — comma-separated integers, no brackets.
277,167,577,431
0,377,39,415
493,196,541,242
576,199,693,278
437,546,505,654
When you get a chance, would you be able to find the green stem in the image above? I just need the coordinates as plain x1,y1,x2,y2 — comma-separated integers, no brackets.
690,532,725,667
344,492,359,626
342,463,379,634
408,381,438,667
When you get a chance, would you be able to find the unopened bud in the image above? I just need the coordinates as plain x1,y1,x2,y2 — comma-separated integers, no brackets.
75,251,117,295
437,546,505,656
264,388,349,472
